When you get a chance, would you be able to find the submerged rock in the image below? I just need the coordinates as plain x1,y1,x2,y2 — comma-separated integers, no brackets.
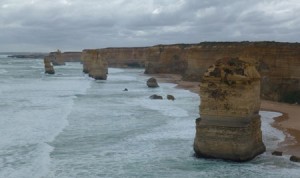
167,95,175,101
147,77,159,88
290,155,300,162
194,57,265,162
272,151,283,156
149,94,163,100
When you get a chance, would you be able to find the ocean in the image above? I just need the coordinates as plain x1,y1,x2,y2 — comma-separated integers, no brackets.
0,55,299,178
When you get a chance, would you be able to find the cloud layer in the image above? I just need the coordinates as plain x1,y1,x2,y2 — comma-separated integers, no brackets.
1,0,300,52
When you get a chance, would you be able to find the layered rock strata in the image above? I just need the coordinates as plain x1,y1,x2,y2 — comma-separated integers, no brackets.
144,42,300,102
83,42,300,102
144,45,188,74
82,50,108,80
193,57,265,161
44,57,55,74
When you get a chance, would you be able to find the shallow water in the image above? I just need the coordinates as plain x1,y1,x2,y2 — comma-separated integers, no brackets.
0,56,299,178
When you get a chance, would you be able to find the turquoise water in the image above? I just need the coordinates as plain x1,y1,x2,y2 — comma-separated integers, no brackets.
0,55,299,178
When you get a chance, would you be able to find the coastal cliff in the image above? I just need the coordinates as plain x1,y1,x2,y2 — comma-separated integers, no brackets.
194,57,265,161
144,42,300,102
45,50,81,66
82,42,300,102
81,49,108,80
98,47,148,68
144,45,188,74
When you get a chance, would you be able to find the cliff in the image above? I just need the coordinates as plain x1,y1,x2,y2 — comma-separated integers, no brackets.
81,49,108,80
144,42,300,102
46,50,81,65
82,42,300,102
144,44,188,74
194,57,265,161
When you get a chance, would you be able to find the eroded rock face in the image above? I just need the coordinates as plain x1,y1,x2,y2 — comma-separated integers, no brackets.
82,50,108,80
194,57,265,162
144,45,188,74
44,57,55,74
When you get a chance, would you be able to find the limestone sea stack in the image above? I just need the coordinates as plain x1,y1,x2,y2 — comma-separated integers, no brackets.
44,57,55,74
82,50,108,80
193,57,265,162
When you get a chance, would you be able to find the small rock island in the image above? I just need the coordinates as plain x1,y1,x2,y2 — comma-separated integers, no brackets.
194,57,265,162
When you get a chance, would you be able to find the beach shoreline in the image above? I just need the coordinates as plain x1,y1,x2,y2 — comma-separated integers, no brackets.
150,73,300,157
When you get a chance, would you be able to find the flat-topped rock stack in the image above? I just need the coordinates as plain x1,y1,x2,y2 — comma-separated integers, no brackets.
44,57,55,74
81,50,108,80
194,57,265,162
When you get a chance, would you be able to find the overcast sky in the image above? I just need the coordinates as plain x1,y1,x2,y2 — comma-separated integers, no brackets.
1,0,300,52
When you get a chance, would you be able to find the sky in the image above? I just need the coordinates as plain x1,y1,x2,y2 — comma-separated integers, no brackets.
1,0,300,52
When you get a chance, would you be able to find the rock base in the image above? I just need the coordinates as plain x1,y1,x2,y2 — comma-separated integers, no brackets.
194,114,266,162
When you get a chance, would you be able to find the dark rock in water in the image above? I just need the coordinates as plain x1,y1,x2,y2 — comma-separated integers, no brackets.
272,151,283,156
290,155,300,162
147,77,159,88
149,94,163,100
167,95,175,101
123,88,128,91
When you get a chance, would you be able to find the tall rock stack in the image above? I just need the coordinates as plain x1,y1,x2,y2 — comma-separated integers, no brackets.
82,50,108,80
44,57,55,74
193,57,265,162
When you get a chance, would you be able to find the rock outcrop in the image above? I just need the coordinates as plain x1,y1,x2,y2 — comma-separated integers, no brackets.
81,50,108,80
167,95,175,101
149,94,163,100
146,77,159,88
290,155,300,162
194,57,265,162
44,57,55,74
272,151,283,156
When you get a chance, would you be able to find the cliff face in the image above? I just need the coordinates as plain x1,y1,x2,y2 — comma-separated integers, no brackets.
194,58,265,161
81,50,108,80
85,47,148,68
144,42,300,101
59,52,82,62
144,45,188,74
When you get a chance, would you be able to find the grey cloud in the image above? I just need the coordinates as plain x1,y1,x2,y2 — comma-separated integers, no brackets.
0,0,300,52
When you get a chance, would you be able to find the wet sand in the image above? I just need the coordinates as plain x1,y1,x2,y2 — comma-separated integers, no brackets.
151,73,300,157
261,100,300,157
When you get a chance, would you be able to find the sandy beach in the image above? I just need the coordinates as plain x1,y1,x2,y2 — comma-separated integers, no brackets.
151,73,300,157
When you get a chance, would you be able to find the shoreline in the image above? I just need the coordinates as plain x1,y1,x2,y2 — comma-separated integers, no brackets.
150,73,300,157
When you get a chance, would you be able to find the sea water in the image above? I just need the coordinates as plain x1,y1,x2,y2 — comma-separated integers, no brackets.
0,55,299,178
